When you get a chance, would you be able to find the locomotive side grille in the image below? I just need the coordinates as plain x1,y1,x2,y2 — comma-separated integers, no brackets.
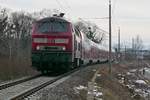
33,38,48,43
54,39,68,44
33,38,68,44
36,46,66,51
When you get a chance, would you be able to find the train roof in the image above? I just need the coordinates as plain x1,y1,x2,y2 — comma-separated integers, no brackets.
36,17,70,23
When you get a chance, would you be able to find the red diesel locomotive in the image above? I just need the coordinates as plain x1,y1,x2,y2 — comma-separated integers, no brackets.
31,15,108,73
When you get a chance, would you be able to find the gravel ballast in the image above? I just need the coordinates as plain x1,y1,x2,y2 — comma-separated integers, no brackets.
26,64,102,100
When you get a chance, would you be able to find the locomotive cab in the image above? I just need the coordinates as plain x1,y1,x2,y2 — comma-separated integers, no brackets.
32,17,74,72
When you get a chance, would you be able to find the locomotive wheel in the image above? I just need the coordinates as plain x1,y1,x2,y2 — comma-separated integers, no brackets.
89,60,93,64
41,70,47,75
58,63,71,73
74,58,81,68
80,59,84,65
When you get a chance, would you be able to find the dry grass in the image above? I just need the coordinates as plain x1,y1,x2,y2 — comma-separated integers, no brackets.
0,56,38,81
95,63,144,100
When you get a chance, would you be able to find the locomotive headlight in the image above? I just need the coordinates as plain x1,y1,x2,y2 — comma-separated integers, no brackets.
33,38,48,43
62,46,66,50
55,39,68,44
36,46,40,50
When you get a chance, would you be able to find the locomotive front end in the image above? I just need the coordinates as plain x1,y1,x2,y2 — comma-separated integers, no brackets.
31,17,73,73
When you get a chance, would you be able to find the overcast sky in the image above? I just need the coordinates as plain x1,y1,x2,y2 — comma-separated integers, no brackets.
0,0,150,48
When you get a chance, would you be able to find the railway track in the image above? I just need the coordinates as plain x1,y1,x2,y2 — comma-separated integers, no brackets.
0,66,83,100
0,74,42,90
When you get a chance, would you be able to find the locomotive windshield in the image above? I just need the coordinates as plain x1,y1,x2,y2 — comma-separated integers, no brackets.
36,21,68,33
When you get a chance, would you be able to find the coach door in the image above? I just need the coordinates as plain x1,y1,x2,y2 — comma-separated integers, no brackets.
74,27,82,59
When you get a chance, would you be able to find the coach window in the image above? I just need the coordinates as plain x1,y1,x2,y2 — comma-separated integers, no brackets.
75,28,81,37
78,43,81,51
74,37,77,50
72,26,74,32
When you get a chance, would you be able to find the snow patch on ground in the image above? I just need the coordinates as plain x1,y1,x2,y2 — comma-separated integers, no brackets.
126,72,132,75
135,80,147,85
130,69,137,73
93,69,96,72
116,66,150,100
87,81,103,100
73,85,87,94
94,91,103,97
74,85,87,90
135,88,142,92
97,74,101,77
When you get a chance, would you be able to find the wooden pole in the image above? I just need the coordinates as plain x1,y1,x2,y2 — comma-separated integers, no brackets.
109,0,112,74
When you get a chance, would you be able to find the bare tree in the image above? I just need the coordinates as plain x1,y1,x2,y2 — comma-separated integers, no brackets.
134,35,143,51
11,12,34,39
8,11,35,63
0,8,8,38
132,35,143,57
32,9,52,19
131,35,144,68
75,20,107,44
0,8,11,56
0,7,40,79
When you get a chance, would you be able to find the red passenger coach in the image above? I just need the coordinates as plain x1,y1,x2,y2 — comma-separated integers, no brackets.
32,16,76,73
80,32,108,65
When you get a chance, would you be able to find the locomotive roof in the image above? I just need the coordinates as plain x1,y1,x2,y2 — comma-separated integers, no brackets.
37,17,69,23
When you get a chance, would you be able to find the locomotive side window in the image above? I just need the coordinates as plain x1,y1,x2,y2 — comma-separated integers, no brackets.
36,21,68,33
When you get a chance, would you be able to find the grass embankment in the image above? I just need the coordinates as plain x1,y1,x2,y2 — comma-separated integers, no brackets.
95,62,145,100
96,64,132,100
0,57,38,81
